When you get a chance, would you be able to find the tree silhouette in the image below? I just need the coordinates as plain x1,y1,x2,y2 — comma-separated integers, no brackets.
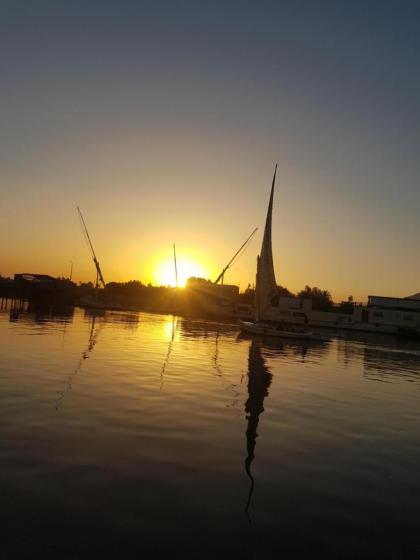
297,285,333,311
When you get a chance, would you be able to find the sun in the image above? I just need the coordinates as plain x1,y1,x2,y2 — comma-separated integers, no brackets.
154,256,209,288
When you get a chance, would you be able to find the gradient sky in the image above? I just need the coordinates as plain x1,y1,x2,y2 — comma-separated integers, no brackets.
1,0,419,301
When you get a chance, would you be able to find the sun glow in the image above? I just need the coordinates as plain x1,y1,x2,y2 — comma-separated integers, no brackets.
154,254,210,288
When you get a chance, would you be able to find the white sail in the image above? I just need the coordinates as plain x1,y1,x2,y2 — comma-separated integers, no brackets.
254,165,278,321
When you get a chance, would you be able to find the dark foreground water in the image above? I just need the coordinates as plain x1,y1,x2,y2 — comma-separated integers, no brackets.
1,304,420,558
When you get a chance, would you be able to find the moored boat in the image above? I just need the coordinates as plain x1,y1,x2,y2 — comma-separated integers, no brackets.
238,164,313,340
238,319,312,339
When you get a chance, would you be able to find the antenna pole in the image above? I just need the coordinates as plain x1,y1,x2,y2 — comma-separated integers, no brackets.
173,244,178,288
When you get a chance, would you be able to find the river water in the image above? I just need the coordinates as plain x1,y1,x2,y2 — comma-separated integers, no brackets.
1,304,420,558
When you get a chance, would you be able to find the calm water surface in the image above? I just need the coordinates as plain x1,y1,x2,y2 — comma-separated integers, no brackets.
1,304,420,558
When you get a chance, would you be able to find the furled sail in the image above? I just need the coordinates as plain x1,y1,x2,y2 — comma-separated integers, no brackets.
254,165,278,321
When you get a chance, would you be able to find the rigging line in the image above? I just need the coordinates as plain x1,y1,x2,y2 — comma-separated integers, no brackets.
227,232,256,269
214,227,258,284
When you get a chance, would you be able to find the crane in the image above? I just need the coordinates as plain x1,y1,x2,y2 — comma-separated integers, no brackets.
214,227,258,285
77,206,106,291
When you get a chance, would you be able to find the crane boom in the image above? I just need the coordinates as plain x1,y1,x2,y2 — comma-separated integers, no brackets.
214,227,258,285
77,206,106,289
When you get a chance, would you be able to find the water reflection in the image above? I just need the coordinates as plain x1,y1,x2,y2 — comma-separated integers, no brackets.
55,314,103,410
212,324,243,408
82,308,140,331
9,302,74,324
1,308,420,556
237,332,331,363
160,316,177,389
241,334,333,522
244,340,272,522
179,318,237,340
1,298,140,331
213,324,222,377
363,345,420,383
332,331,420,383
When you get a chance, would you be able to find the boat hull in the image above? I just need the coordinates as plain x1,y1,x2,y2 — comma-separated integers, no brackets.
238,320,313,339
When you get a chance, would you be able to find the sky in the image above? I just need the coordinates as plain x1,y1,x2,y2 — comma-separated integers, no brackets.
1,0,419,301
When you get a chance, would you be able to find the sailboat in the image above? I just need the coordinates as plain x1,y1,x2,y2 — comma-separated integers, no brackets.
238,165,313,339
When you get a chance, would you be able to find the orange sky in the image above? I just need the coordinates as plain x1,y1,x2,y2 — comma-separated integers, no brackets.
1,159,418,302
1,2,419,302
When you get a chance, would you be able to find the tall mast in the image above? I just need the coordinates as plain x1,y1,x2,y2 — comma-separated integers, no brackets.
214,227,258,285
173,243,178,288
77,206,106,290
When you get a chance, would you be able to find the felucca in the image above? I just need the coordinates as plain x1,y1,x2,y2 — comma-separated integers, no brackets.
238,165,313,339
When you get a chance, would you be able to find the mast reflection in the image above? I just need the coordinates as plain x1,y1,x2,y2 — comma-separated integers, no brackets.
55,314,102,410
244,339,272,522
160,316,177,389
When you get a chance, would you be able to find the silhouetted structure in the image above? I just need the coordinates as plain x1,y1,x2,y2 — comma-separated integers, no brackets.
1,273,77,305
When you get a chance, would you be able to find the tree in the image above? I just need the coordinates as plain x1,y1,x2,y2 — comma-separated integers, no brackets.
297,285,333,311
277,285,294,297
